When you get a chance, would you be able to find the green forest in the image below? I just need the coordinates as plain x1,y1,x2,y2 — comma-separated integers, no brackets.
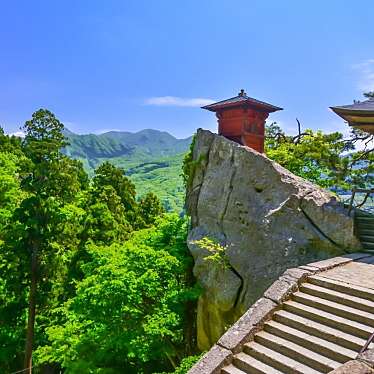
0,110,200,373
1,98,374,373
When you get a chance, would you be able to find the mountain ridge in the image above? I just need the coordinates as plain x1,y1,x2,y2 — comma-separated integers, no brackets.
62,128,193,212
63,128,192,160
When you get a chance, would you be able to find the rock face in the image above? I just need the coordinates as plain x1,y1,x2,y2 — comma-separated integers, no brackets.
186,129,361,350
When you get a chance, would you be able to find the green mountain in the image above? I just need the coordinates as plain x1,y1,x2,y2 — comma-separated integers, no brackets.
63,129,192,212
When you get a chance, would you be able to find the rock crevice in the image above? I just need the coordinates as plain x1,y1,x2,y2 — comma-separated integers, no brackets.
299,190,343,248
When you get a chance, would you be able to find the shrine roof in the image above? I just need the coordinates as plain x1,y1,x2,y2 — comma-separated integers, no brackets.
330,98,374,114
202,89,283,113
330,98,374,134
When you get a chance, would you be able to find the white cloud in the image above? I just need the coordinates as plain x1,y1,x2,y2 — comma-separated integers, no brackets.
94,128,121,134
9,131,25,138
145,96,214,107
353,59,374,92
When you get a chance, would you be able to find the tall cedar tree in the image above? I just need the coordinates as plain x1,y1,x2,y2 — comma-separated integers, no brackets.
139,192,165,226
92,161,136,212
18,109,83,372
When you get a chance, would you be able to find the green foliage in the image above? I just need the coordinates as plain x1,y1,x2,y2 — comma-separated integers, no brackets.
92,161,136,212
0,113,198,373
82,185,132,244
156,353,204,374
265,122,374,191
0,126,23,155
193,237,230,270
63,129,193,212
182,134,196,188
0,152,25,235
3,101,374,372
128,154,187,212
139,192,165,226
35,215,198,373
170,354,204,374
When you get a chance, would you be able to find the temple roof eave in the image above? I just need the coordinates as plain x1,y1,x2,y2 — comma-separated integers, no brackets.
330,106,374,116
202,94,283,113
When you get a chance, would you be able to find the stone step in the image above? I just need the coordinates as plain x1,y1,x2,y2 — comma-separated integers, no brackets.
355,216,374,221
308,275,374,302
355,214,374,219
221,363,249,374
264,320,357,362
229,354,284,374
292,291,374,327
300,282,374,314
254,330,341,372
283,300,373,339
273,309,370,352
355,211,374,217
356,223,374,228
354,216,374,222
243,341,323,374
359,235,374,242
361,242,374,249
356,228,374,235
357,228,374,235
356,221,374,227
355,222,374,232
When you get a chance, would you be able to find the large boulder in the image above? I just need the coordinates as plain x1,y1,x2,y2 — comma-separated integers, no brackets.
186,129,361,350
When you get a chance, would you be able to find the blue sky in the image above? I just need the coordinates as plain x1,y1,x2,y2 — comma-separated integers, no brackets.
1,0,373,138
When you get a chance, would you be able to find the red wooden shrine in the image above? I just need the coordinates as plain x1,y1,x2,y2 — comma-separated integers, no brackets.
202,89,282,153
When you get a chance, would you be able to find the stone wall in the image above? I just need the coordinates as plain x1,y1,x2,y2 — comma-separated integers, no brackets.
186,129,361,350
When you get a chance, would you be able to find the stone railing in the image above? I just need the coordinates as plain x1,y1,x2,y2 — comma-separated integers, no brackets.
188,253,371,374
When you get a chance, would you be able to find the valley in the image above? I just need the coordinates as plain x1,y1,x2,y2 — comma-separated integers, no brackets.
63,128,192,212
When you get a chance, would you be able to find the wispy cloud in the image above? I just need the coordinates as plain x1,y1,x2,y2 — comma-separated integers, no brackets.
94,128,121,134
145,96,214,107
9,131,25,138
353,59,374,92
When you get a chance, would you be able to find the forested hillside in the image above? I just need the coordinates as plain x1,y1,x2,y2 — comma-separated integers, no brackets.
0,110,200,373
2,107,373,374
63,129,192,212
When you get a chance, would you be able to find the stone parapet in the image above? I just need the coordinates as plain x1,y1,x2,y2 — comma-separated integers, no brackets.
188,252,372,373
217,297,277,354
188,345,232,374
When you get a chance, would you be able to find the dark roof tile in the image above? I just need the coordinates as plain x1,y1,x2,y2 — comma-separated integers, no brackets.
330,98,374,112
202,91,283,113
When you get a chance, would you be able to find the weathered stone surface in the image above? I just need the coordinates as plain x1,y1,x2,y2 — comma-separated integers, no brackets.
358,349,374,368
264,276,298,304
187,129,361,350
308,256,353,270
299,265,320,272
188,344,232,374
189,236,242,350
328,360,374,373
283,267,312,282
218,297,277,353
321,260,374,291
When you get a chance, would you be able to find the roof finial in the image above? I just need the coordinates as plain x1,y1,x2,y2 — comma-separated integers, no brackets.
239,89,246,97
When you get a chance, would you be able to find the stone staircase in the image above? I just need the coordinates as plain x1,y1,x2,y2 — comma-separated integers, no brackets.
221,272,374,374
355,210,374,253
